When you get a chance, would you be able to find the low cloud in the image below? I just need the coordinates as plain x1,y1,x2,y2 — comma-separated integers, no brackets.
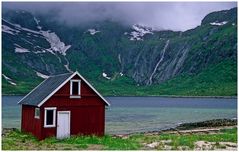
2,2,237,31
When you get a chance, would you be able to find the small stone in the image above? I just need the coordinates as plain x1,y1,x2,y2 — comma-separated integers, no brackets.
161,140,172,144
163,145,172,150
147,142,159,148
219,142,237,147
194,141,214,150
178,146,190,150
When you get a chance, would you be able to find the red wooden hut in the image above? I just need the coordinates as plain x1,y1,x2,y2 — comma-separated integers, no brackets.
18,71,110,140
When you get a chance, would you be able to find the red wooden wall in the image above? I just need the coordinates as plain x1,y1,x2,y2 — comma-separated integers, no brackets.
21,105,42,139
21,74,106,140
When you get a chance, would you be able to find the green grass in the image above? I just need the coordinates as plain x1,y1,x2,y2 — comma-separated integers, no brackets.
2,78,42,95
2,129,140,150
2,129,38,150
2,128,237,150
44,134,140,150
130,127,237,150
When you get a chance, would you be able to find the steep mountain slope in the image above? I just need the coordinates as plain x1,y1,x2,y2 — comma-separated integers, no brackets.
2,8,237,96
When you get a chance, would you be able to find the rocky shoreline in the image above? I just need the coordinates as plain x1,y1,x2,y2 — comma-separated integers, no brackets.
172,118,237,130
113,118,237,137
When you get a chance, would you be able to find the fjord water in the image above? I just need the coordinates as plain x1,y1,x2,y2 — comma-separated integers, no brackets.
2,96,237,134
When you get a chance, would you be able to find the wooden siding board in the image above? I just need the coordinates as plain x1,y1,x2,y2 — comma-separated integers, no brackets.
21,105,42,139
70,106,104,136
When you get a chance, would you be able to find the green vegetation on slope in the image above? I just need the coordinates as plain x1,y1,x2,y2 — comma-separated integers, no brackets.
2,78,42,95
138,59,237,96
94,59,237,96
2,128,237,150
2,59,237,96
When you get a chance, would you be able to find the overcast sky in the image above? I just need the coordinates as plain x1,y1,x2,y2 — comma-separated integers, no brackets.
2,2,237,31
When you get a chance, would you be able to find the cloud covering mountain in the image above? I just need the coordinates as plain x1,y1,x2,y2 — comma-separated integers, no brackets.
3,2,237,30
2,2,236,31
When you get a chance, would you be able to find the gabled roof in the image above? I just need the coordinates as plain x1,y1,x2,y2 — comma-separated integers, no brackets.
18,71,110,107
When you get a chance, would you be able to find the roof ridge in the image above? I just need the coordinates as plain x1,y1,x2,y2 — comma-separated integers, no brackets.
48,72,73,78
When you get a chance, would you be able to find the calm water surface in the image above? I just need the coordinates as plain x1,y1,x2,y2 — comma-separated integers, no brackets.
2,96,237,134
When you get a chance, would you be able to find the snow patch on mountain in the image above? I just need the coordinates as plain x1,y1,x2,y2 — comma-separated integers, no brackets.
7,81,16,86
3,18,40,34
3,19,21,28
21,38,34,45
41,31,71,55
34,17,42,30
37,26,42,30
14,43,21,47
64,65,72,72
2,74,11,81
2,74,17,85
118,54,122,64
36,71,49,79
3,18,71,56
128,24,153,41
210,21,228,26
34,17,40,25
63,56,73,73
2,25,20,35
21,27,41,34
15,47,30,53
102,72,111,80
87,29,100,35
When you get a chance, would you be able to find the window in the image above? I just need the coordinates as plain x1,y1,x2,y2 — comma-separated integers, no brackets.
70,80,81,98
44,107,56,128
34,108,40,119
72,82,79,95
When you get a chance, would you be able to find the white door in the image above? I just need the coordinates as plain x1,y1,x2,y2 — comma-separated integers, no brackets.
57,111,70,139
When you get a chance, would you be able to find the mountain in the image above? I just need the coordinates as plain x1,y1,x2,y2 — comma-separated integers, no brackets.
2,8,237,96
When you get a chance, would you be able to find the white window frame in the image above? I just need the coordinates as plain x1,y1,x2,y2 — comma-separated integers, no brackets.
70,79,81,98
34,108,40,119
44,107,56,128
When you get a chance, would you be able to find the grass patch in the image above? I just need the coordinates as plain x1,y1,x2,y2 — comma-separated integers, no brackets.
2,128,237,150
130,127,237,150
44,134,140,150
2,129,140,150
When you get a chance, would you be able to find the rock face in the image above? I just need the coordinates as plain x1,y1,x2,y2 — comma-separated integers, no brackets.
2,8,237,90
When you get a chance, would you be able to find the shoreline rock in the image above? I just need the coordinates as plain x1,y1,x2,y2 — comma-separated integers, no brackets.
173,118,237,130
112,118,237,137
